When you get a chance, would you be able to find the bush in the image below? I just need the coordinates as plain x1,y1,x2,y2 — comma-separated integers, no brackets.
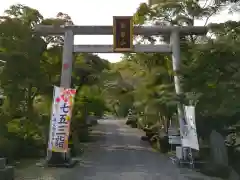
126,113,137,127
0,136,17,161
126,120,132,125
159,136,169,153
0,112,46,161
0,133,44,161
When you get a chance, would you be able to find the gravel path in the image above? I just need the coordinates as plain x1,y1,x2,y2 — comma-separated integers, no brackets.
15,119,221,180
60,119,219,180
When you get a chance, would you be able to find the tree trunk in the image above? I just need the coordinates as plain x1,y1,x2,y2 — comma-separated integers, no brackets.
26,83,34,118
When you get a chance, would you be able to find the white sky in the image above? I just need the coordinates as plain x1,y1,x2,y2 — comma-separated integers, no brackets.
1,0,239,62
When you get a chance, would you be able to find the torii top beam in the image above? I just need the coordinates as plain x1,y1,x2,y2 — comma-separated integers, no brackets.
35,25,207,36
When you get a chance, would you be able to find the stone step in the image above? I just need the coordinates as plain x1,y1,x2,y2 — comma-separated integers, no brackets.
0,158,6,169
0,166,14,180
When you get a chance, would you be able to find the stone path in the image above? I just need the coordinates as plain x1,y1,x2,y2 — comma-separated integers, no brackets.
15,119,222,180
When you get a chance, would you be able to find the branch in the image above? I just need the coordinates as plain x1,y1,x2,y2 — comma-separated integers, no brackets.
203,0,211,8
204,6,219,26
31,89,38,100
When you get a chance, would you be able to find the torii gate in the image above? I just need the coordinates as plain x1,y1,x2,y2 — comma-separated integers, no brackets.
35,16,207,167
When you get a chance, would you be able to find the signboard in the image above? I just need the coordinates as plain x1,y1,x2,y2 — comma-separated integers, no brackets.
48,86,76,153
181,106,199,150
113,16,133,52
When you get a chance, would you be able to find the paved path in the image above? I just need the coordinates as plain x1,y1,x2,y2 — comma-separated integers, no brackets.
16,119,221,180
59,119,219,180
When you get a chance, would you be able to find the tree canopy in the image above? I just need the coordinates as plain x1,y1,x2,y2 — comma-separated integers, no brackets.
104,0,240,138
0,4,110,159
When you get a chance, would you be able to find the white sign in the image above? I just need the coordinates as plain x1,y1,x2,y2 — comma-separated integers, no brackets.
181,106,199,150
48,86,76,152
169,135,181,145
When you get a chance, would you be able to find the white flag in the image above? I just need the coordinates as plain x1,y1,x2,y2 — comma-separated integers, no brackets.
182,106,199,150
48,86,76,152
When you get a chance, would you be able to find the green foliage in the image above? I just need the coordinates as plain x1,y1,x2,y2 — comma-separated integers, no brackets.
73,85,107,118
0,4,110,160
103,0,240,140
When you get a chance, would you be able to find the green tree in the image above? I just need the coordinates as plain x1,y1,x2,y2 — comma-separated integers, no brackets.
0,3,111,159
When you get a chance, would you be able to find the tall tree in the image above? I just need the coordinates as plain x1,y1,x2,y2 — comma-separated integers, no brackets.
0,4,46,117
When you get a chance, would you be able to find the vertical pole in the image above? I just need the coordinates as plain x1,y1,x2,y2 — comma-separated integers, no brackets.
171,30,181,94
61,30,74,88
47,30,74,167
170,30,185,142
171,29,193,165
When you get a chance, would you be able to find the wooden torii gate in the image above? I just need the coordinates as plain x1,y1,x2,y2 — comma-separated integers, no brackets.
35,17,207,167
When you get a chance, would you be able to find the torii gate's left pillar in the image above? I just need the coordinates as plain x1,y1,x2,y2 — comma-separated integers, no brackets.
60,30,74,87
47,30,76,167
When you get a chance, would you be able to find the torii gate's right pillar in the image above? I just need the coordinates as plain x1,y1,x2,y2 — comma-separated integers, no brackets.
171,30,181,95
170,29,185,139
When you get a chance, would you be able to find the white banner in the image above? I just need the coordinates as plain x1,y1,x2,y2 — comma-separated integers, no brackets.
48,86,76,152
181,106,199,150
